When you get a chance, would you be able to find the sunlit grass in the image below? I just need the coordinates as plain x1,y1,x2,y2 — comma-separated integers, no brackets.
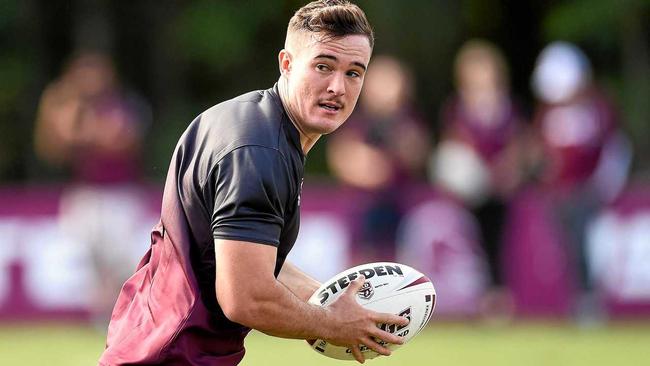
1,321,649,366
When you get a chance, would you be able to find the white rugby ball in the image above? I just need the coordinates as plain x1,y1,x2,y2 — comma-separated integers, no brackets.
307,262,436,360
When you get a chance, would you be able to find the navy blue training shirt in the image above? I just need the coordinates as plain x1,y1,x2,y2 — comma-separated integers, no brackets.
100,84,306,365
185,84,305,314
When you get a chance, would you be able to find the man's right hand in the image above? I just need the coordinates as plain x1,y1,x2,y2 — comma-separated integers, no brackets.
323,276,410,364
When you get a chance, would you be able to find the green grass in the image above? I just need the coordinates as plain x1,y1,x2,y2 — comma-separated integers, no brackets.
1,322,649,365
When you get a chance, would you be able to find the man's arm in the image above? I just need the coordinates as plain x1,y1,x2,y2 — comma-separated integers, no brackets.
215,239,408,363
277,261,320,302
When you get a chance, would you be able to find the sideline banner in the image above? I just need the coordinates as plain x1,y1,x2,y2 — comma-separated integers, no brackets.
1,184,649,321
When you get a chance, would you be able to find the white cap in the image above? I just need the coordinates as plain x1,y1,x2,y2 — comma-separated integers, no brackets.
532,41,591,104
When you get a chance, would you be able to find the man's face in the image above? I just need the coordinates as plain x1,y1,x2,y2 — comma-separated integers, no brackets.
282,34,372,137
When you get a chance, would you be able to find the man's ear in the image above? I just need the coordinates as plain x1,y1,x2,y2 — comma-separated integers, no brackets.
278,49,292,76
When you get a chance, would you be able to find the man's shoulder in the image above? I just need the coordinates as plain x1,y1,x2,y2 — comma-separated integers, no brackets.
229,88,271,104
198,86,285,150
203,86,282,126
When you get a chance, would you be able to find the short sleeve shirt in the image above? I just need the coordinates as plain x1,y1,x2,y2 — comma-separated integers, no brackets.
174,84,305,319
100,84,305,365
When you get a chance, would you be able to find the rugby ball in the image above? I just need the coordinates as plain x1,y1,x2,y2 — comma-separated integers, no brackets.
307,262,436,360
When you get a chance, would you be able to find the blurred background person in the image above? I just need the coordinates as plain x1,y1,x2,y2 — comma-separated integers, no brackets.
33,50,153,327
530,41,633,323
429,39,530,318
327,55,431,262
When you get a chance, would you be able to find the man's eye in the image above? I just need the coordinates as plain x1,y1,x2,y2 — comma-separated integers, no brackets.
316,64,330,71
347,71,361,78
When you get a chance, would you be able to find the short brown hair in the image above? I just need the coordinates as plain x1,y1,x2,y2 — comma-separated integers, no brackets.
288,0,374,48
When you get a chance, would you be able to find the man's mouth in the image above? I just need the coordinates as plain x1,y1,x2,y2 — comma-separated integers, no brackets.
319,102,342,112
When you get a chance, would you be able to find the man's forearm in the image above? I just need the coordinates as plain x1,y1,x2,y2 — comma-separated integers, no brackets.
216,241,332,340
277,261,321,302
215,239,405,356
242,279,333,340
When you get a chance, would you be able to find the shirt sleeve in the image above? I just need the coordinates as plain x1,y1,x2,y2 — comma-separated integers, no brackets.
210,146,294,246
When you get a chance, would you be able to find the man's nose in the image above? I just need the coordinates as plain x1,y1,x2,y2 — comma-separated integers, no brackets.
327,73,346,96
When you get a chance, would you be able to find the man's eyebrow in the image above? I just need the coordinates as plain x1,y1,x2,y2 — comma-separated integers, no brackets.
315,54,367,71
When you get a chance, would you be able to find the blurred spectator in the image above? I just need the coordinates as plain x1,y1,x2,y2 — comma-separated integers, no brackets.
429,40,529,316
327,55,430,262
33,51,152,326
530,41,632,322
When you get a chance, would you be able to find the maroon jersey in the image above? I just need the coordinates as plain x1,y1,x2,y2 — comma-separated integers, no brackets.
74,91,148,185
535,88,617,190
341,106,429,185
100,85,304,365
442,95,522,164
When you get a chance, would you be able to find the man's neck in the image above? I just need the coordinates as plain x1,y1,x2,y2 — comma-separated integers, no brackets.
277,77,320,155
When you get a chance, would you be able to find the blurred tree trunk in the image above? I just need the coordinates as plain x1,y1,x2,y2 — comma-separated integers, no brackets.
145,1,192,179
620,6,649,171
73,0,112,52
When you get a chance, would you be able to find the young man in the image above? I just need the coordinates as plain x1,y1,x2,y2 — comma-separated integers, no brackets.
99,1,408,365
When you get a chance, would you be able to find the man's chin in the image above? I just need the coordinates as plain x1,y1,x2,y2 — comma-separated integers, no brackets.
306,119,345,135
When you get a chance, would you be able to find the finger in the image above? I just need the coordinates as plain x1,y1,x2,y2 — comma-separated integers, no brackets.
373,312,410,327
361,337,392,356
369,328,405,346
351,345,365,364
345,275,366,295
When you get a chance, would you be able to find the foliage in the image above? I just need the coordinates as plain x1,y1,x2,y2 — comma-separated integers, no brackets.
0,0,648,181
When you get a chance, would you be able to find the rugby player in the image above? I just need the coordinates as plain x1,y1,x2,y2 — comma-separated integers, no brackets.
99,1,408,365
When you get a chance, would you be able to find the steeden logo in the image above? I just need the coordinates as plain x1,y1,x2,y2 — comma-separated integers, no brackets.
357,281,374,300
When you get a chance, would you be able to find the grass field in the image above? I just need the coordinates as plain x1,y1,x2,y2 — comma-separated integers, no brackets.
1,322,649,365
